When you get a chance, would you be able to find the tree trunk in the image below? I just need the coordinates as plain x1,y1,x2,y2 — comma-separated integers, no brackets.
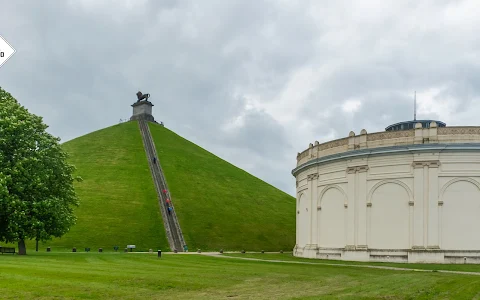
18,239,26,255
36,239,39,252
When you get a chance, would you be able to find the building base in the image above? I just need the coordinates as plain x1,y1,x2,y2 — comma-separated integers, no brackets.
293,246,480,264
130,113,155,122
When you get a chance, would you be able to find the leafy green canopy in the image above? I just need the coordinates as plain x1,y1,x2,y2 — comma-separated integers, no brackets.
0,87,80,249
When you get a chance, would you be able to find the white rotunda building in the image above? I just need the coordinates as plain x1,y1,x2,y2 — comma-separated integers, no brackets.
292,120,480,264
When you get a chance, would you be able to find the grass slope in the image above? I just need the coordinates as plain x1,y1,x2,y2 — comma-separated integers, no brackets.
149,123,295,251
1,253,479,299
37,121,168,251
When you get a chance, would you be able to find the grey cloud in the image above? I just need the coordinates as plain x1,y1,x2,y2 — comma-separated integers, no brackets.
219,109,293,158
2,0,480,196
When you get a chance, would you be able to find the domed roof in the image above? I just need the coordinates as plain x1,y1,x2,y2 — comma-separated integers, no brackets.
385,120,446,131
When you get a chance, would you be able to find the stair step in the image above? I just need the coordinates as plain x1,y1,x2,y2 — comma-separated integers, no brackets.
138,120,185,252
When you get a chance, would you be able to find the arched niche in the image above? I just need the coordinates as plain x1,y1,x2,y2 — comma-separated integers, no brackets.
368,180,411,249
440,178,480,250
317,185,347,248
297,193,309,247
318,185,348,208
367,179,413,205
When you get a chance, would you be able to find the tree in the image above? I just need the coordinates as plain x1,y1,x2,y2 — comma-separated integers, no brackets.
0,87,81,255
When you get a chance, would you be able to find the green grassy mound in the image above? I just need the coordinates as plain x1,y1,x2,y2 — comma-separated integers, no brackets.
36,121,168,251
149,122,295,251
13,120,295,252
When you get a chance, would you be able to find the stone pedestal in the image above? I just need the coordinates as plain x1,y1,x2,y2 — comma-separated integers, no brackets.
130,100,155,122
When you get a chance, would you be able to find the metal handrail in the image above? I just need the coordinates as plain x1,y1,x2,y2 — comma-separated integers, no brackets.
143,122,186,248
138,120,186,251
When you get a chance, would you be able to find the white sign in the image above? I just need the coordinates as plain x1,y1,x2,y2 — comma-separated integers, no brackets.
0,35,16,69
127,245,136,249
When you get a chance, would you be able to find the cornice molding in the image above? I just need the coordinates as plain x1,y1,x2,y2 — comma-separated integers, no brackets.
292,143,480,177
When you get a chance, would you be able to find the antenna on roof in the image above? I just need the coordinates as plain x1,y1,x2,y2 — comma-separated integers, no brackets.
414,91,417,121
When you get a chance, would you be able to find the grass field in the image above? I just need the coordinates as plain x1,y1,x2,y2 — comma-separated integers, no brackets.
148,122,295,251
29,122,168,252
1,253,479,299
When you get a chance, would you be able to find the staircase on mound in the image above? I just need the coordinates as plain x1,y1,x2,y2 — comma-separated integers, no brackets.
138,120,186,252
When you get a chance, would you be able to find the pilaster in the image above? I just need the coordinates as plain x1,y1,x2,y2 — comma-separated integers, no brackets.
359,129,367,149
346,165,368,249
348,131,356,151
301,173,318,258
427,161,440,248
346,167,356,248
423,164,429,249
414,122,423,144
295,191,298,245
428,122,438,143
438,198,444,248
412,162,424,248
409,198,414,248
412,160,441,249
308,173,319,247
304,173,314,246
356,166,368,248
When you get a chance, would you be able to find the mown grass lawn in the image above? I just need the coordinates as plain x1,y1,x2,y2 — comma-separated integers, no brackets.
224,253,480,273
1,253,479,299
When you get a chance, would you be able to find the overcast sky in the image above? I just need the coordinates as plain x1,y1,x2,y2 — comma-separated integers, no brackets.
1,0,480,196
